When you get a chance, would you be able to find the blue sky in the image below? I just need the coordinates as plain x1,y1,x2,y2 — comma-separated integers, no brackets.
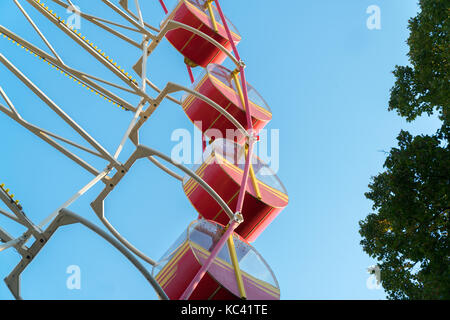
0,0,442,300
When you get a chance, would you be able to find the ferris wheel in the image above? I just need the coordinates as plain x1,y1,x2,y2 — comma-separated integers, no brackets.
0,0,289,300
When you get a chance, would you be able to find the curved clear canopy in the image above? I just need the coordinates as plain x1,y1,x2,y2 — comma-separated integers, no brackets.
207,64,271,113
181,67,207,102
163,0,241,37
185,0,240,36
188,220,279,288
181,64,271,116
153,220,280,293
183,139,287,197
152,228,188,277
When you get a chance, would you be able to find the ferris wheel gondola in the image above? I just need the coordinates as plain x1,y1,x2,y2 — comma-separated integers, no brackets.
183,139,289,242
153,220,280,300
0,0,289,301
163,0,241,67
182,64,272,143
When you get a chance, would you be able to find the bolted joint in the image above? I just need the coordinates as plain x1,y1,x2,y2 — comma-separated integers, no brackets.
231,68,240,78
118,166,127,175
238,60,246,69
250,131,259,143
246,130,259,144
232,212,244,224
184,57,198,68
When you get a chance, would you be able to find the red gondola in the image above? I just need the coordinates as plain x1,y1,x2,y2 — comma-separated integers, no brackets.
153,220,280,300
163,0,241,67
183,139,288,242
182,64,272,143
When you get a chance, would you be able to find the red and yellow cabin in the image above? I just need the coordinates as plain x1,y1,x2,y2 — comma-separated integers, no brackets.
182,64,272,144
183,139,288,242
153,220,280,300
163,0,241,67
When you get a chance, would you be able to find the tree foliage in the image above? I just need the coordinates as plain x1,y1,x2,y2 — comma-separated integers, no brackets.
359,0,449,299
389,0,449,128
361,132,449,299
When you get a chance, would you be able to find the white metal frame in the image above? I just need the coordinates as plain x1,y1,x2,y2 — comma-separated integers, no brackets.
0,0,247,299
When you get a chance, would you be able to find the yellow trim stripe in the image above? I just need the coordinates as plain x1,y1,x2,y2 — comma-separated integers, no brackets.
157,240,279,298
205,101,232,131
192,245,279,297
155,242,189,284
207,285,222,300
185,182,198,198
157,251,190,290
207,41,226,65
161,267,178,289
183,163,207,193
180,32,197,54
191,242,280,297
156,241,190,284
184,171,205,197
180,22,204,52
243,207,274,240
183,153,213,190
186,152,288,203
184,0,241,40
183,154,214,194
217,154,289,201
212,189,240,221
210,75,272,117
221,158,288,200
182,75,209,112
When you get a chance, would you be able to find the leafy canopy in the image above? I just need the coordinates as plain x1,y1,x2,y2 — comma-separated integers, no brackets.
359,0,449,299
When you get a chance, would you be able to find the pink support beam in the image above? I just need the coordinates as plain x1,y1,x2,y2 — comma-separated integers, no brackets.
159,0,168,14
181,0,259,300
214,0,255,215
179,220,239,300
202,134,207,152
186,63,195,84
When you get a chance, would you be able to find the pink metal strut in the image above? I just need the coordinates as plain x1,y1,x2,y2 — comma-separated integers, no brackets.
186,63,195,84
181,0,256,300
214,0,256,213
159,0,169,14
179,220,239,300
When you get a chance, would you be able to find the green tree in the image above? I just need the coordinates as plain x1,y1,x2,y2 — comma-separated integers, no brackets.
359,0,449,299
